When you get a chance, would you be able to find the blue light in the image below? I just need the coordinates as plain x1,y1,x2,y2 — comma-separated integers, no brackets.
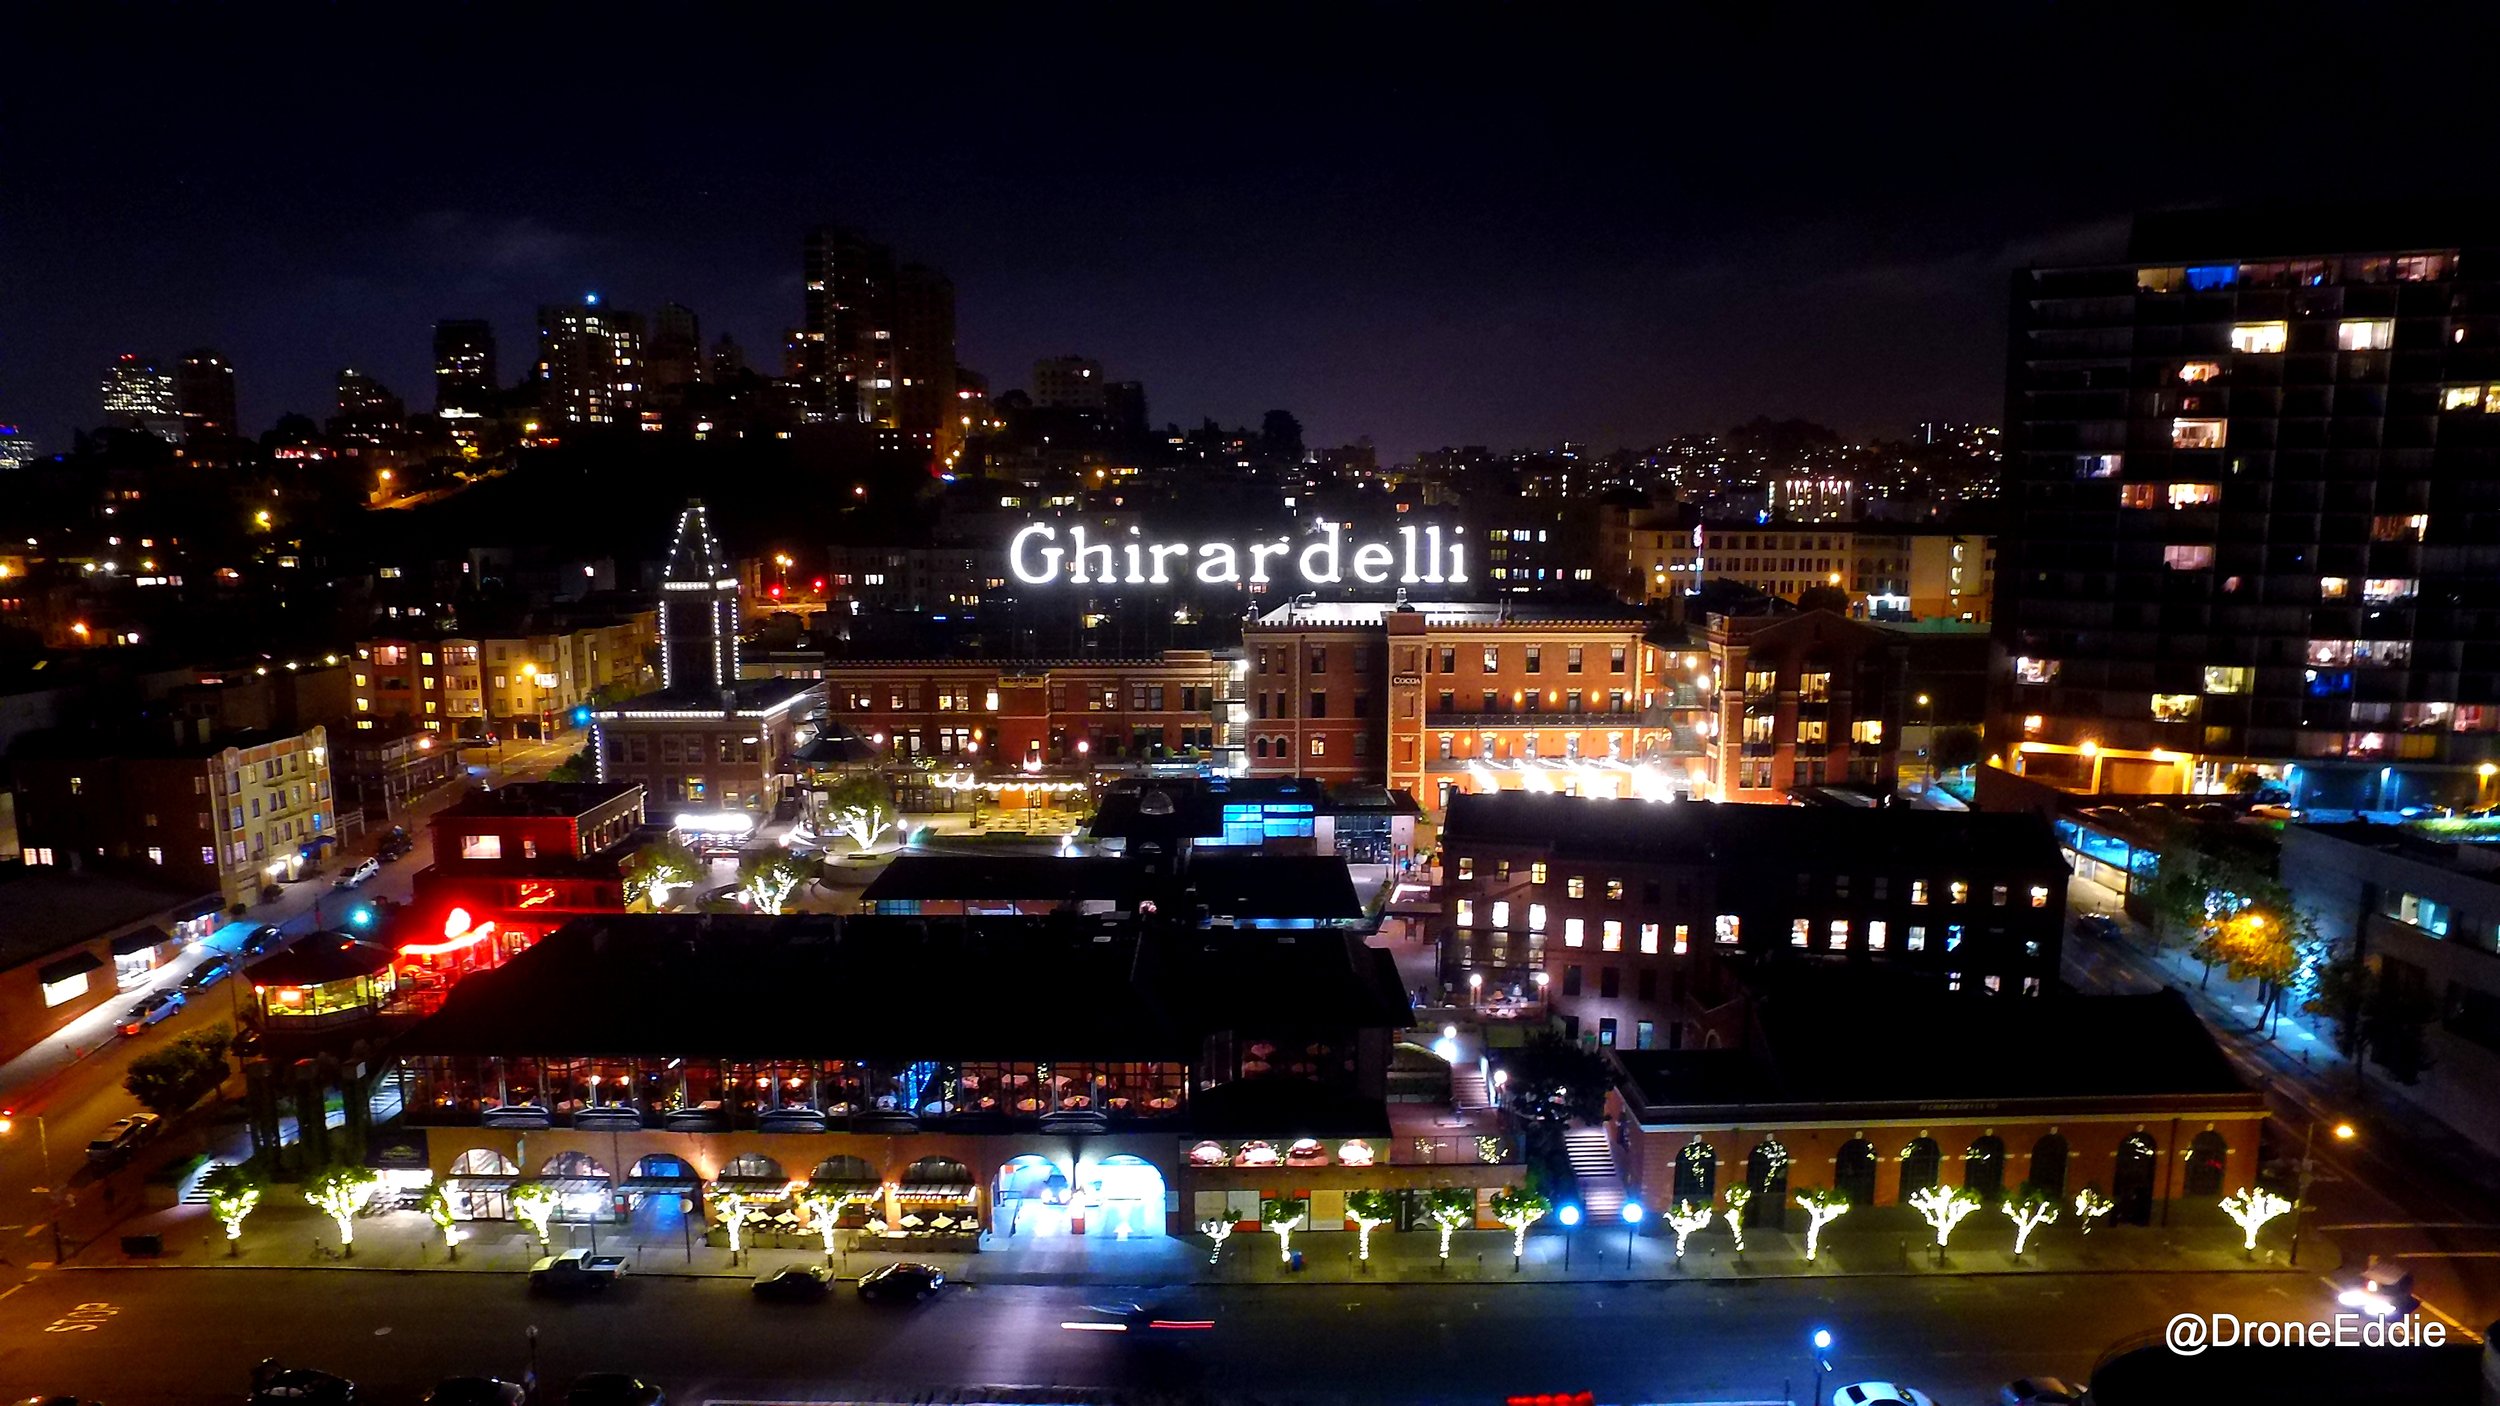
571,706,591,725
585,291,601,306
348,906,374,928
1557,1204,1581,1227
1621,1200,1644,1224
1812,1328,1832,1351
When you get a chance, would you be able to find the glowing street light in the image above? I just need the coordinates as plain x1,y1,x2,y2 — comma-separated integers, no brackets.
1556,1201,1581,1271
1621,1199,1644,1260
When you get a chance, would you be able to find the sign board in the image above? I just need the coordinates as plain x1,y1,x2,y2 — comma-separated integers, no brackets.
1009,522,1466,588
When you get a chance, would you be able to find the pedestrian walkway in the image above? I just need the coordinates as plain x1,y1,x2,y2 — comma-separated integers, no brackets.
1564,1126,1626,1223
58,1191,2316,1288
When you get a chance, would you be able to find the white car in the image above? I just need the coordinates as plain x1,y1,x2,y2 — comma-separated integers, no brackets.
332,858,380,889
1833,1386,1935,1406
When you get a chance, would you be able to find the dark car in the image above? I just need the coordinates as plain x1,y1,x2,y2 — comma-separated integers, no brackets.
856,1261,945,1302
182,955,235,991
250,1364,356,1406
2071,912,2120,943
423,1380,525,1406
1068,1298,1217,1338
749,1265,832,1302
240,926,283,957
564,1375,663,1406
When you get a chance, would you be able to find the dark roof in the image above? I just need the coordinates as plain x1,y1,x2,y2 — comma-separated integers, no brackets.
862,855,1143,904
394,913,1411,1061
1614,990,2256,1119
10,722,312,761
1441,791,2067,873
248,933,396,986
1185,1081,1389,1139
436,781,642,819
604,677,814,716
1182,855,1362,920
0,866,221,972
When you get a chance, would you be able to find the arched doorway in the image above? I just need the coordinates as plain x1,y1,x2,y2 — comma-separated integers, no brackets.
720,1152,785,1182
625,1154,697,1235
2113,1133,2159,1225
1672,1139,1717,1207
1744,1139,1788,1228
2183,1131,2228,1199
1963,1136,2006,1202
2027,1134,2069,1199
1834,1139,1878,1207
447,1148,518,1220
996,1153,1073,1236
1898,1137,1941,1200
1082,1154,1168,1238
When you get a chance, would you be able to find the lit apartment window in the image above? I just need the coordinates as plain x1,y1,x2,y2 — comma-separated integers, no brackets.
1852,719,1883,745
1457,857,1474,880
2164,544,2215,570
1605,878,1624,901
1948,881,1968,904
2363,578,2419,602
2023,714,2043,734
1790,918,1810,948
1528,903,1548,933
1638,923,1661,955
2170,419,2227,450
2203,666,2250,694
1456,899,1474,925
1829,920,1849,952
2229,322,2289,353
2168,483,2221,508
1566,875,1584,898
1308,736,1324,757
1532,861,1549,885
1868,920,1888,951
1601,920,1622,952
2030,885,2050,908
1672,924,1689,955
1911,880,1929,905
1744,669,1777,697
2338,319,2395,351
2152,693,2199,722
2176,361,2222,383
2320,576,2351,600
1715,915,1741,945
2013,657,2060,685
2371,514,2430,542
1563,917,1584,947
2444,384,2487,411
1490,901,1509,927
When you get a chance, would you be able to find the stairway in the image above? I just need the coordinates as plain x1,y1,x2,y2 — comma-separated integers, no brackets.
181,1163,231,1204
1565,1125,1627,1222
1450,1062,1491,1110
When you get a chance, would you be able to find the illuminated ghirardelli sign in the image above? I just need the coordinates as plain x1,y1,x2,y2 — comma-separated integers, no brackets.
1008,522,1467,587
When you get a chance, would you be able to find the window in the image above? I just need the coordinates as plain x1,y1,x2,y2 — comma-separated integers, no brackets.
2204,666,2250,694
2168,482,2220,508
1308,736,1325,757
1852,718,1884,744
2229,322,2288,354
1601,920,1622,952
1457,856,1474,880
1308,691,1327,718
2152,693,2199,722
2171,419,2227,450
2319,576,2351,601
1640,922,1661,955
1672,923,1689,955
2164,544,2215,570
1562,966,1582,997
1910,880,1929,905
2014,657,2060,685
1567,646,1584,674
1455,899,1474,926
2372,514,2429,542
2076,453,2123,477
1714,914,1740,945
1563,917,1584,947
1829,920,1849,951
1949,880,1969,904
460,834,504,860
2363,578,2419,603
1532,861,1550,885
1524,646,1541,674
1491,901,1510,927
2176,361,2221,383
1867,920,1887,952
2338,319,2395,351
1991,884,2010,906
1481,647,1500,673
1609,646,1626,673
2030,885,2050,908
1528,903,1547,932
1790,918,1810,948
1799,670,1830,702
2444,384,2487,412
1907,925,1927,952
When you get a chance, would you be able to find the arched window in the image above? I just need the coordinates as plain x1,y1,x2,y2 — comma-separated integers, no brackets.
1745,1138,1789,1227
904,1156,971,1186
627,1153,691,1181
2184,1130,2228,1198
720,1152,784,1181
1898,1137,1941,1199
812,1154,877,1185
540,1150,608,1180
451,1149,519,1177
2114,1132,2159,1225
1834,1139,1878,1206
1254,737,1269,759
2027,1134,2069,1199
1963,1136,2006,1201
1671,1139,1716,1207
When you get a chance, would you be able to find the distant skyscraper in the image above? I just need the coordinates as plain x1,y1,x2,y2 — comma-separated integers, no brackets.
333,368,406,440
535,296,645,427
800,226,898,426
710,333,748,381
432,319,497,418
0,424,38,471
100,354,179,440
1032,355,1107,411
646,302,705,402
173,348,238,443
893,264,957,460
1104,380,1149,441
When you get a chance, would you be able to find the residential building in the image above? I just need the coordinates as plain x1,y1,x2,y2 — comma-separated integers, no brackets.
432,319,497,418
536,296,645,428
816,544,1003,616
1240,600,1707,814
893,265,957,462
1700,607,1903,800
12,719,336,910
799,226,898,425
1688,523,1994,623
1608,990,2262,1230
173,348,239,444
811,649,1236,776
0,424,37,471
645,302,705,404
100,354,179,440
1032,355,1107,411
593,501,818,814
332,368,405,441
1437,791,2068,1047
2000,207,2500,805
351,616,652,740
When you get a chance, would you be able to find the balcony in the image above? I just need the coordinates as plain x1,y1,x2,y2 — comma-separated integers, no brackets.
1425,711,1643,729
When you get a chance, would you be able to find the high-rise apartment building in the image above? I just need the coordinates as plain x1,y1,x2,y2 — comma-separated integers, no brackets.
173,349,238,444
799,227,897,425
333,368,405,440
0,425,39,471
432,319,497,418
646,302,705,404
2000,209,2500,806
1032,355,1107,411
100,354,179,440
535,296,645,428
893,265,958,462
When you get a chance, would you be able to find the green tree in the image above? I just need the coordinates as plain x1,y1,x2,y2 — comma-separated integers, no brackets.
1490,1186,1550,1265
1261,1194,1309,1262
124,1026,234,1118
547,745,595,783
2307,949,2438,1083
1929,724,1984,774
1346,1189,1396,1264
2140,845,2217,952
621,837,701,911
822,773,899,850
2190,872,2317,1033
1424,1188,1476,1260
737,851,809,915
510,1181,560,1249
204,1163,264,1254
1499,1029,1610,1124
303,1163,379,1255
1795,583,1850,614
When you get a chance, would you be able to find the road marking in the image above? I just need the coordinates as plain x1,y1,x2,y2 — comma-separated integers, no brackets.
43,1301,116,1333
2315,1222,2500,1231
0,1283,24,1301
2385,1250,2500,1258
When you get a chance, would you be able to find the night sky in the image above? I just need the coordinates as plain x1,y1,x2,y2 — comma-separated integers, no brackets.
8,6,2495,458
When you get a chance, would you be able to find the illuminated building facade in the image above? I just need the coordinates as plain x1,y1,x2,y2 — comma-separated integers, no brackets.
100,353,179,440
1700,607,1903,800
2001,209,2500,805
1692,524,1993,623
811,650,1237,777
352,617,651,740
1240,600,1709,815
432,318,497,418
402,781,647,991
536,296,644,428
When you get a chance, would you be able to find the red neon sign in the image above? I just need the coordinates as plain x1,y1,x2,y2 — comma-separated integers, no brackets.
401,906,496,958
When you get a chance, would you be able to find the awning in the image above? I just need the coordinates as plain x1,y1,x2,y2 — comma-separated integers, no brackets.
36,951,104,985
172,894,226,923
895,1182,975,1199
806,1177,883,1196
110,926,173,957
709,1175,797,1195
444,1174,519,1190
542,1176,611,1196
619,1174,700,1193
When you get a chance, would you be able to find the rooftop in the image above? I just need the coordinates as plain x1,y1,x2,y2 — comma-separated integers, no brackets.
1250,600,1653,629
1613,990,2255,1120
860,852,1364,921
600,676,815,718
0,865,221,971
10,720,319,762
435,780,644,820
1440,791,2067,872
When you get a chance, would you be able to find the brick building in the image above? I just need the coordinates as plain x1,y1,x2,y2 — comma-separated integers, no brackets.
1240,600,1710,815
353,614,653,741
1436,792,2068,1048
812,650,1237,773
400,781,648,989
1701,607,1903,799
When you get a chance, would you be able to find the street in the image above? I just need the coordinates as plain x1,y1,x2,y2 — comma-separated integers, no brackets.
0,1265,2323,1405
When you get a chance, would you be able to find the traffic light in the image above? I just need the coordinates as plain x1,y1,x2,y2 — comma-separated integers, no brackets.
571,706,591,726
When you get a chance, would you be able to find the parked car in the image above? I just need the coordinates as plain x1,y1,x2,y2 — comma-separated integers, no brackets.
2071,913,2119,943
376,827,414,862
240,926,283,957
563,1375,663,1406
422,1378,526,1406
258,883,284,904
332,858,380,889
114,989,184,1036
250,1364,355,1406
749,1265,832,1302
182,955,234,991
1832,1386,1934,1406
856,1261,945,1302
1998,1380,2084,1406
530,1249,628,1293
85,1113,157,1164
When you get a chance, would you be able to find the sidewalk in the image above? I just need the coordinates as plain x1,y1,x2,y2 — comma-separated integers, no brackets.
64,1194,2316,1286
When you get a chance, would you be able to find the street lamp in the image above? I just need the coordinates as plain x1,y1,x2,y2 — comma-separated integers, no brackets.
2288,1118,2356,1267
1621,1199,1644,1262
1468,971,1483,1009
1533,970,1550,1005
1557,1202,1581,1271
1811,1326,1835,1378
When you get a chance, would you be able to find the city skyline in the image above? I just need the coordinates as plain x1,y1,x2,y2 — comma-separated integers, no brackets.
11,10,2497,456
